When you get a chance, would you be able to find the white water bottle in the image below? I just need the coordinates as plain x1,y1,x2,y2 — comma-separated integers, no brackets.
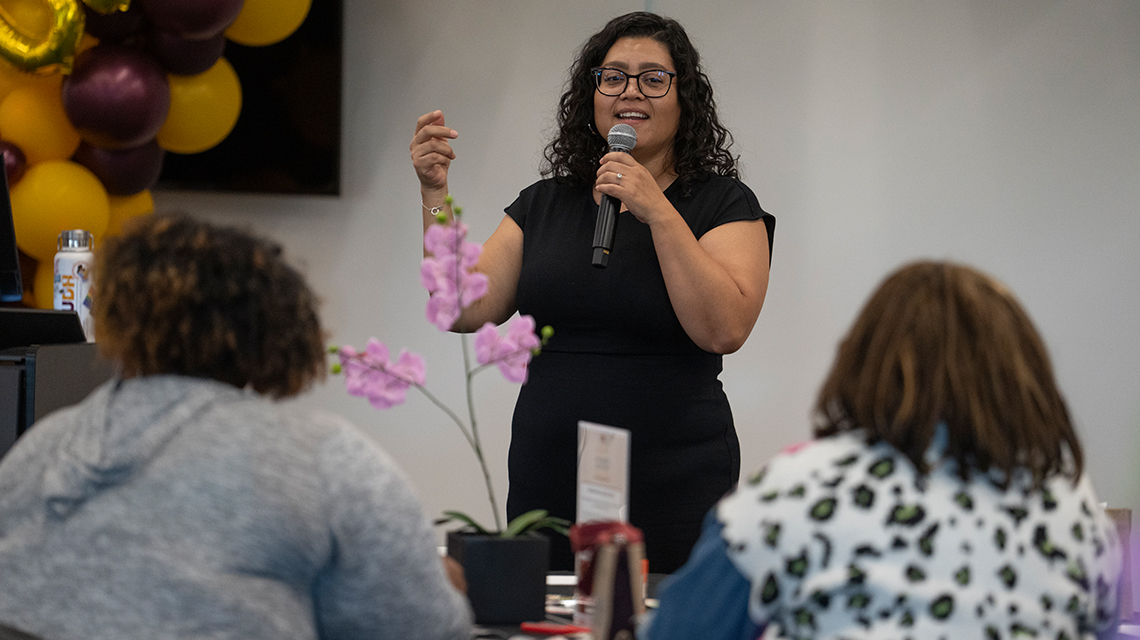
54,229,95,342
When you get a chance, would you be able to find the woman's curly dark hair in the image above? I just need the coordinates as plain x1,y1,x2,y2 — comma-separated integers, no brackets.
94,214,326,399
541,12,739,190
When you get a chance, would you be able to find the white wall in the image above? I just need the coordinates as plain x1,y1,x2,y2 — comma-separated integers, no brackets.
156,0,1140,554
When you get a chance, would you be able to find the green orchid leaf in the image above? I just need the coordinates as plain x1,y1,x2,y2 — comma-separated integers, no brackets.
501,509,572,537
522,513,570,533
528,516,571,537
502,509,550,538
434,510,492,535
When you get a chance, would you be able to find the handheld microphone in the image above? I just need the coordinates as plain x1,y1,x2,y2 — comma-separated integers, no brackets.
591,124,637,268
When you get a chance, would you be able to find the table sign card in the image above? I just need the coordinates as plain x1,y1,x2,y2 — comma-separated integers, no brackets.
576,421,630,523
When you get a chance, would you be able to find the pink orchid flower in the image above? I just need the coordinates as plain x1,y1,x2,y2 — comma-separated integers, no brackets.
474,315,541,383
334,199,554,536
422,255,488,331
339,338,426,409
422,220,489,331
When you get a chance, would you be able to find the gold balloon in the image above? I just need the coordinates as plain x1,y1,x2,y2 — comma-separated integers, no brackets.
104,189,153,237
157,57,241,155
0,55,55,103
1,0,54,42
0,0,84,72
225,0,310,47
0,76,81,164
10,159,109,261
81,0,128,15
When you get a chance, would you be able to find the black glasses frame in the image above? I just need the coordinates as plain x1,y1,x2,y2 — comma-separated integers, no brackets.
591,67,677,98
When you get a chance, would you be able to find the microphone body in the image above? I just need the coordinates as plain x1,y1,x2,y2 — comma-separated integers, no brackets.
591,194,620,268
592,124,637,268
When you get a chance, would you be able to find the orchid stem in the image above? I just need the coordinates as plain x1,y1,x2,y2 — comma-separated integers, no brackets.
409,384,477,452
461,333,503,533
363,349,502,533
449,214,504,534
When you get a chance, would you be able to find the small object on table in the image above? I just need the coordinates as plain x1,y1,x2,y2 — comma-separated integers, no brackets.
519,621,592,635
570,521,646,640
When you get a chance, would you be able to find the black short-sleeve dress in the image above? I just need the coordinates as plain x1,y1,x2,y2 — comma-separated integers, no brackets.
504,175,774,573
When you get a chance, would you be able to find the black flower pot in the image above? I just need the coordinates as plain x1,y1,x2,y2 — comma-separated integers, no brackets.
446,531,550,624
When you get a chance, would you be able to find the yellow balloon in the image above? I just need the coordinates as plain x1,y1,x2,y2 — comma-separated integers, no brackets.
0,78,80,164
0,0,84,72
32,253,53,308
11,159,109,261
156,57,241,155
225,0,310,47
0,55,55,103
104,189,153,237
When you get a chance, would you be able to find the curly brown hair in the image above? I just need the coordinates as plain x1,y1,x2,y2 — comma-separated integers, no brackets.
814,261,1083,489
94,214,325,399
541,12,738,191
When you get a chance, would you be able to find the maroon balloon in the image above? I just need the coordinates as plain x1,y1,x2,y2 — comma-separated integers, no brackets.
148,29,225,76
82,3,145,42
0,141,26,185
72,140,165,196
62,44,171,150
138,0,245,41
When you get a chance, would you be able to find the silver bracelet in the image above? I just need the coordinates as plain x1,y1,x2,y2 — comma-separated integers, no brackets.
422,200,446,216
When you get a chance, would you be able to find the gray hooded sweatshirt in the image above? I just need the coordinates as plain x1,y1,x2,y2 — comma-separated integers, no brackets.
0,375,472,640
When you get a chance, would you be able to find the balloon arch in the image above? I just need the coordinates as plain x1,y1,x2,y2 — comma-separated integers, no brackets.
0,0,312,307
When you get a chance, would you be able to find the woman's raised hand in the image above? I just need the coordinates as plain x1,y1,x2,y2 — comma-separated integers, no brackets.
411,110,458,194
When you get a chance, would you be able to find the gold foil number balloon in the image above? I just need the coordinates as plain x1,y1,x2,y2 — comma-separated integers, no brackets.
82,0,129,14
0,0,84,72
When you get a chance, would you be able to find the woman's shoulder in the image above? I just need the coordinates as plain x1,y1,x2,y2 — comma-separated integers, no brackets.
514,176,586,200
227,403,414,498
254,404,386,458
672,174,773,243
676,174,758,201
199,392,384,464
734,431,876,496
506,177,591,224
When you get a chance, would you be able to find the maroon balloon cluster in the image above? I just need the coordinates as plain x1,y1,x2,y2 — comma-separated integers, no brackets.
0,141,26,185
57,0,246,195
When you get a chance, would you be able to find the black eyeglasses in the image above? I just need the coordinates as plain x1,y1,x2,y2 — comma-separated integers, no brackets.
591,67,676,98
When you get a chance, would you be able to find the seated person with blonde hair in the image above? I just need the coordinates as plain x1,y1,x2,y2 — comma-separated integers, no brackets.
0,215,472,640
644,260,1122,640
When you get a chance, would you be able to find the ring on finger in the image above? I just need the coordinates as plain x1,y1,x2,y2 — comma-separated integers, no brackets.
616,172,623,183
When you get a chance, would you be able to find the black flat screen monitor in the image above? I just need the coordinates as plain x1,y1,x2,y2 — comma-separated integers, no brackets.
0,167,21,303
156,0,343,195
0,308,87,351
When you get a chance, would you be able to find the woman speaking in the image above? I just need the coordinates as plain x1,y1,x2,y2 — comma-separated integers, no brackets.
410,12,775,573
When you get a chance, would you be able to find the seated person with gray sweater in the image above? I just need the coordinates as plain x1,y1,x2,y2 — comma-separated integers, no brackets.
0,214,472,640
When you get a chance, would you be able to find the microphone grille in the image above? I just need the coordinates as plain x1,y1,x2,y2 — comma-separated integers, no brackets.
607,124,637,153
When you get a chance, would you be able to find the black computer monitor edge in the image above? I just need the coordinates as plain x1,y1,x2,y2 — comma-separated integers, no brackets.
0,164,22,303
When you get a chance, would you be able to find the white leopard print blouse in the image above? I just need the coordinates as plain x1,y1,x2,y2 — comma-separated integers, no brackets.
716,430,1122,640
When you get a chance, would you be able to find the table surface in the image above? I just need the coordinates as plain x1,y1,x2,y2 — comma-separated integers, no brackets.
478,574,1140,640
474,572,666,639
